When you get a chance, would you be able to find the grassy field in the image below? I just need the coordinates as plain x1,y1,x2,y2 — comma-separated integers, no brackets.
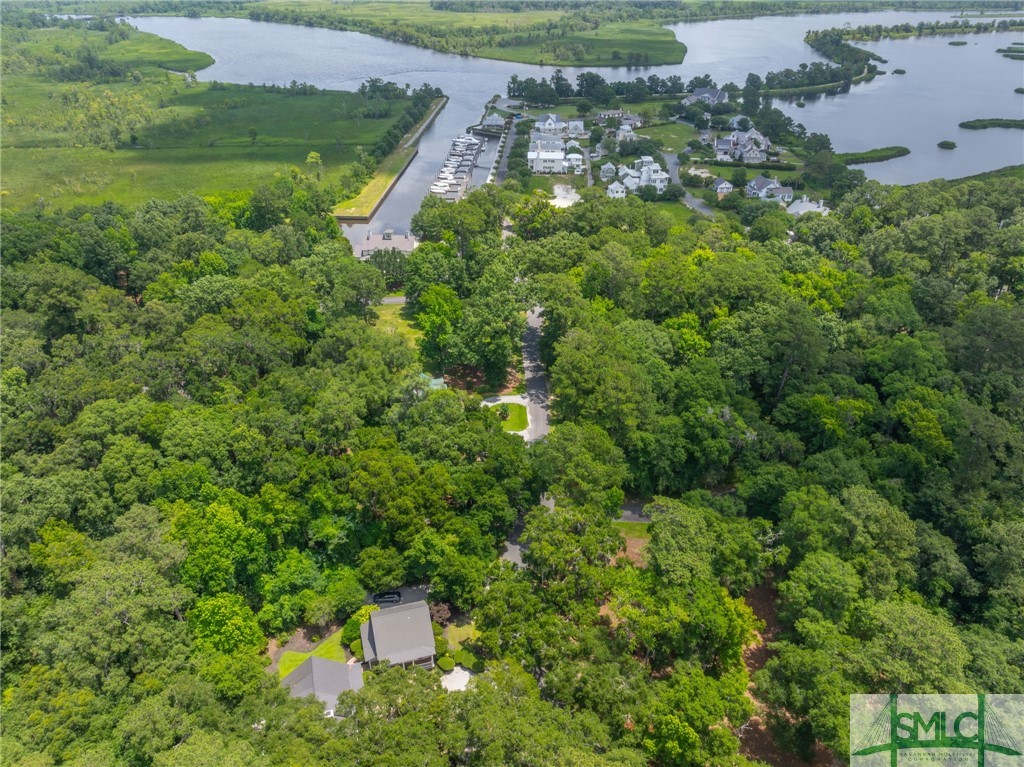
445,621,480,652
489,403,528,431
651,201,697,228
277,629,350,678
332,97,444,219
612,521,652,540
641,123,701,154
247,2,685,66
476,22,685,67
1,26,414,209
374,302,423,350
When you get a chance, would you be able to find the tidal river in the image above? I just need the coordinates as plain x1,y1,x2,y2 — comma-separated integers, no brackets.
131,12,1024,233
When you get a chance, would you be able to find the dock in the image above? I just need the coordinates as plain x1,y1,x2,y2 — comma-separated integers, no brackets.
428,134,485,202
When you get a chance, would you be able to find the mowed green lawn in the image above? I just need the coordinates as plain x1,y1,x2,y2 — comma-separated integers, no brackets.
374,302,423,349
611,521,652,540
1,28,412,208
490,403,528,431
641,123,701,154
277,629,350,678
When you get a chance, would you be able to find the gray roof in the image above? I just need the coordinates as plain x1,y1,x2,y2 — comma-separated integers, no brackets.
360,601,435,666
281,656,363,708
712,177,732,189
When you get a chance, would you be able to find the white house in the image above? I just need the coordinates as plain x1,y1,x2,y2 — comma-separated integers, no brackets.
634,155,657,171
616,126,636,143
682,87,729,106
711,177,734,196
787,196,831,216
746,175,793,202
564,150,584,173
536,113,566,134
644,166,671,194
773,186,795,203
746,175,782,198
607,181,627,199
599,162,617,182
528,148,566,174
566,119,586,137
714,138,734,161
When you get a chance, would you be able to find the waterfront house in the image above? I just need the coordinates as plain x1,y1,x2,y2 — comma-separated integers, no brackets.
682,87,729,106
360,229,418,258
360,601,436,669
481,112,506,129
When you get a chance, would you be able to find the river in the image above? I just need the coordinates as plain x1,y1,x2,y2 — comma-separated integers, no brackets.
130,12,1023,233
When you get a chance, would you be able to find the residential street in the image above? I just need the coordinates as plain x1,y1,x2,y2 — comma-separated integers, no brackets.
501,306,552,565
664,151,715,217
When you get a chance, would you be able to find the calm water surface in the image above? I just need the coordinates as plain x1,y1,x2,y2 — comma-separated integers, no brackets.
130,13,1024,232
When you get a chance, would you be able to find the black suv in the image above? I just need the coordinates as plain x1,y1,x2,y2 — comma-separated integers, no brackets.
372,591,402,604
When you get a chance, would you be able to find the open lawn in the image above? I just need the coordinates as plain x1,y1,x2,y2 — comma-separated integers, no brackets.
1,26,413,209
277,629,350,679
612,521,652,541
374,302,423,350
642,122,701,154
445,621,480,652
490,403,528,431
652,201,697,228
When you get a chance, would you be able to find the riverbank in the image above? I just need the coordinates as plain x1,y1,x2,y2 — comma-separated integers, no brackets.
333,96,447,222
0,22,418,209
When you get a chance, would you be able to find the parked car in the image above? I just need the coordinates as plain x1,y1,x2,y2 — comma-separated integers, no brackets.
372,590,402,604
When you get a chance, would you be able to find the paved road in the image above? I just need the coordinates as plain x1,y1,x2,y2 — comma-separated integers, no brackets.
494,120,517,185
501,306,552,565
664,152,715,217
521,308,550,443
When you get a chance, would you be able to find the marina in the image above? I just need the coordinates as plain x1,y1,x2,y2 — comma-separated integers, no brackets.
429,134,485,202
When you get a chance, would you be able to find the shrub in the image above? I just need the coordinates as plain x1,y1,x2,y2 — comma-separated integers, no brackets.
436,655,455,672
341,617,361,645
434,634,449,656
428,602,452,625
454,649,482,672
350,639,363,662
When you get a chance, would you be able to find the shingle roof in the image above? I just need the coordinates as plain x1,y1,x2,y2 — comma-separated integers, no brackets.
360,601,435,666
281,656,363,708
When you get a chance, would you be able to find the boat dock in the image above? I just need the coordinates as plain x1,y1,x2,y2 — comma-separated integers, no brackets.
429,134,485,202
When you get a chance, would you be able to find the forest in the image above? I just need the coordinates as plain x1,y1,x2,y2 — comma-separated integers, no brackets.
3,94,1024,764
